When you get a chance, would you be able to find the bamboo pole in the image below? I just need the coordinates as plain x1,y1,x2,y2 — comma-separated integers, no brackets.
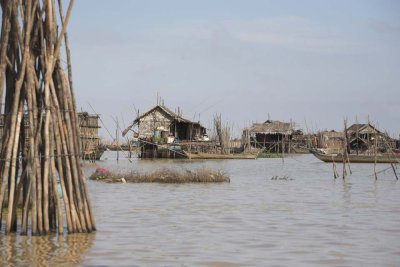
6,103,24,232
0,0,13,112
0,0,95,235
0,0,33,228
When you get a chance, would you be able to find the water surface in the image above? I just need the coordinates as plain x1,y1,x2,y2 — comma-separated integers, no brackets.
1,152,399,266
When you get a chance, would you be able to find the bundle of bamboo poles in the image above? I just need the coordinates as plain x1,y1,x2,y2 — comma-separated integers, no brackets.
0,0,96,235
214,114,231,155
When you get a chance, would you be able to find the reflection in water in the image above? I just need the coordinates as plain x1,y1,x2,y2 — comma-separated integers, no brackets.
0,233,95,266
342,180,352,206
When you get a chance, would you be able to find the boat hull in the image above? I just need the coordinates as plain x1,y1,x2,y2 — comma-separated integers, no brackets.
311,150,400,163
185,152,257,160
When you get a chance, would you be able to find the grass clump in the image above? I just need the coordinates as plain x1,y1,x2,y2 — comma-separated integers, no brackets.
90,167,230,183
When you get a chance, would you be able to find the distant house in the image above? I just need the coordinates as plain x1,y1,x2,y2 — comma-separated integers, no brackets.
125,104,207,143
0,112,104,161
243,120,295,153
77,112,104,160
122,104,208,158
315,123,397,154
346,123,396,153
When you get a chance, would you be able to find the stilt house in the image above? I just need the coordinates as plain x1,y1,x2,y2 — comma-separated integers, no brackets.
78,112,104,160
346,123,396,153
244,120,295,153
123,104,207,158
128,104,206,143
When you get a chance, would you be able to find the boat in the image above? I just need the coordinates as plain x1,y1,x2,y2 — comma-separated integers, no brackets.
311,149,400,164
184,152,257,160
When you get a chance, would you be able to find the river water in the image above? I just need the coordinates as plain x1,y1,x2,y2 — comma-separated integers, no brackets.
1,151,399,266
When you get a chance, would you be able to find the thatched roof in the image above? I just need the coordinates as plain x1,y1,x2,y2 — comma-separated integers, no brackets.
248,120,294,135
134,105,202,125
347,123,381,135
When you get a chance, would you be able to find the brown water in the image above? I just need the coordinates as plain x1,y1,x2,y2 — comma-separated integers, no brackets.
1,152,400,266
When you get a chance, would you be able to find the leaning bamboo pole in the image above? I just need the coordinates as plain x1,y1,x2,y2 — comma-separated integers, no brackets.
0,0,95,235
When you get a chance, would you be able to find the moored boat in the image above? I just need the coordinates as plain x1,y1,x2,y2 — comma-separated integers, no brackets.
184,152,257,160
311,149,400,164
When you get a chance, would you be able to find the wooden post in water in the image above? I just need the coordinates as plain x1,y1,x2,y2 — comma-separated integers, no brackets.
0,0,96,235
342,119,348,179
116,117,119,162
343,119,352,175
374,135,378,180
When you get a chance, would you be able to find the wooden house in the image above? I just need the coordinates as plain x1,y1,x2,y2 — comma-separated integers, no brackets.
129,105,206,142
77,112,104,161
346,123,396,154
244,120,295,153
315,124,396,155
123,105,207,158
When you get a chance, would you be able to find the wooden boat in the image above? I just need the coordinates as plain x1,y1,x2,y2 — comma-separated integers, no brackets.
184,152,257,160
311,149,400,164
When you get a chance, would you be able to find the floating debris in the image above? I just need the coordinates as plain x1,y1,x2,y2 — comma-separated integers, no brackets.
271,175,294,181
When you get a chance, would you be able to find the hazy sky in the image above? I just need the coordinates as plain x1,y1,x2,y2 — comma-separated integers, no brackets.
67,0,400,140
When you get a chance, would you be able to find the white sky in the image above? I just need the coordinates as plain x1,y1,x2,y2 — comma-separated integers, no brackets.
65,0,400,140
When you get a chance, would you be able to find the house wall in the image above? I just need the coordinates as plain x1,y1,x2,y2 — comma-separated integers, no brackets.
173,121,188,140
78,114,101,156
138,109,173,139
170,121,205,140
196,125,205,138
